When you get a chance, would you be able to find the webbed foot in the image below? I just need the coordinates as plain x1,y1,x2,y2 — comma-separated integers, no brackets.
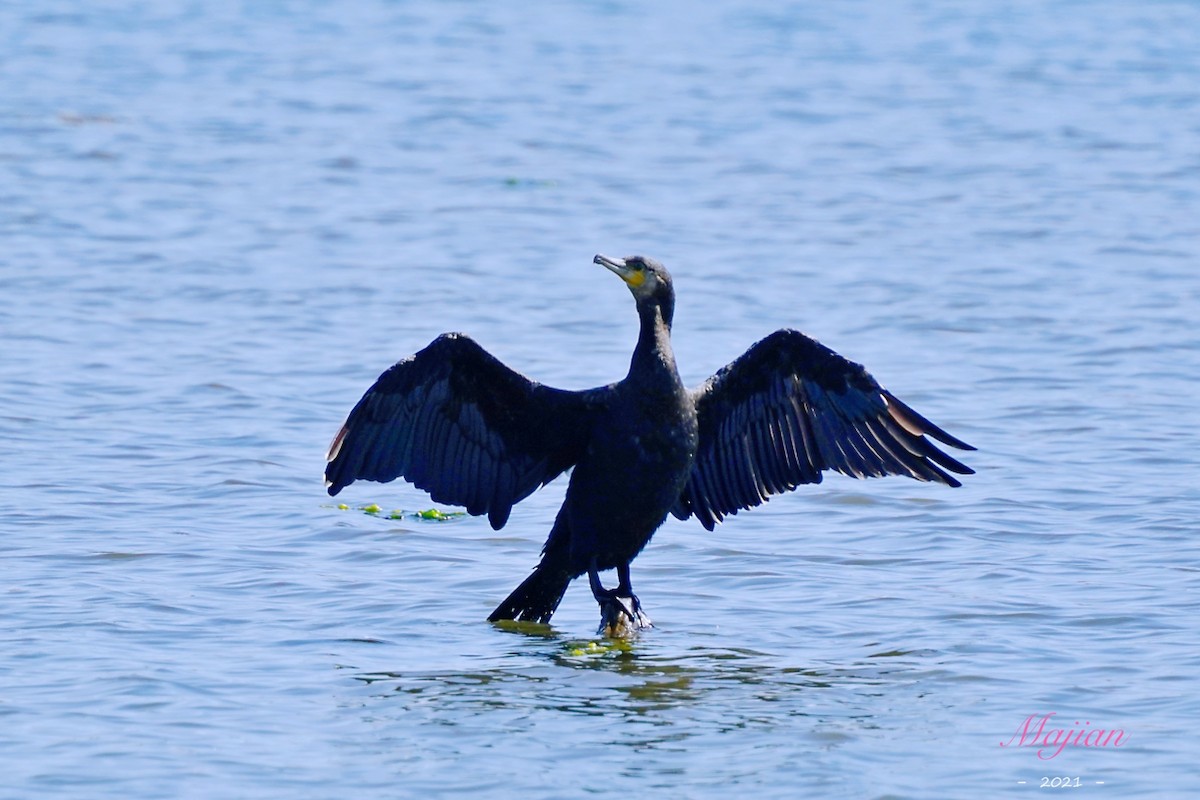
596,591,652,638
589,559,652,637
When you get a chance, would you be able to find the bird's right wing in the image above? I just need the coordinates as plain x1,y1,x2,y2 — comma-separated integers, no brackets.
325,333,604,529
674,329,975,530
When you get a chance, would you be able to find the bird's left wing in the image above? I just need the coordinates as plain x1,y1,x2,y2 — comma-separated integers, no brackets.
325,333,605,529
673,329,975,530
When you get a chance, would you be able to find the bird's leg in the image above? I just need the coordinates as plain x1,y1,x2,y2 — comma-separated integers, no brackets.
614,562,650,622
589,559,652,637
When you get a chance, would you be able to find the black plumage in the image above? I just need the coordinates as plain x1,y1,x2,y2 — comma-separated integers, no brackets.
672,328,974,531
325,254,974,633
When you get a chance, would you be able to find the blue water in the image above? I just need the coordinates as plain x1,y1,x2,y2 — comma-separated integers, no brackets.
3,2,1199,797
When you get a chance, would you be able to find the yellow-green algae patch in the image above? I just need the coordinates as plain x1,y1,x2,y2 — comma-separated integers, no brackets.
328,503,466,522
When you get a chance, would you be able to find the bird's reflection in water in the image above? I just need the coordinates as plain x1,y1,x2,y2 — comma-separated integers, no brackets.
350,627,933,725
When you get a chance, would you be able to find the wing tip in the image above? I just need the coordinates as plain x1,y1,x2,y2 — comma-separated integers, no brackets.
326,423,349,463
883,392,975,452
487,504,512,530
325,470,348,496
324,423,353,495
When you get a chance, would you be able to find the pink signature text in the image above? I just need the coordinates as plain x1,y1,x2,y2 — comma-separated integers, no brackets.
1000,713,1128,760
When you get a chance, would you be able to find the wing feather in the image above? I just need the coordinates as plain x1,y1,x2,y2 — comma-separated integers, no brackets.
325,333,603,529
676,329,974,530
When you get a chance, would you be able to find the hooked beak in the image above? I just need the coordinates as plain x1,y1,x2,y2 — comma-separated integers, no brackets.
594,253,641,287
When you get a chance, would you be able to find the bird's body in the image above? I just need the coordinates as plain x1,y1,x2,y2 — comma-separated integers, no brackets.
326,255,974,633
559,293,696,575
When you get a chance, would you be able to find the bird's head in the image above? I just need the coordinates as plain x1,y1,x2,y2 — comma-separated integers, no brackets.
594,254,675,321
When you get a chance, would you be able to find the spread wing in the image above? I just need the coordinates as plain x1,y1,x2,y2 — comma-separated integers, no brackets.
673,329,975,530
325,333,604,529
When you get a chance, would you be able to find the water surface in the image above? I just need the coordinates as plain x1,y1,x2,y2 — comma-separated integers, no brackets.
2,2,1199,797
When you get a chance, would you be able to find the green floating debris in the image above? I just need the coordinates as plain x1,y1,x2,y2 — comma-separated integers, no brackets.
417,508,465,521
331,503,466,522
490,618,555,636
565,639,633,657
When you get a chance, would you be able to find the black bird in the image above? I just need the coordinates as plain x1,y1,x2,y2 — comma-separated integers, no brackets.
325,254,974,634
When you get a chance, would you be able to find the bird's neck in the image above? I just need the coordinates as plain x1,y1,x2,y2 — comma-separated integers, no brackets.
629,301,679,384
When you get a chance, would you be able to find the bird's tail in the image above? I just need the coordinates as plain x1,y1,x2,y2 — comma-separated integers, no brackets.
488,560,572,624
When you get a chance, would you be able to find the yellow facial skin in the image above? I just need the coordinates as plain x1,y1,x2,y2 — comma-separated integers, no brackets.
594,254,650,293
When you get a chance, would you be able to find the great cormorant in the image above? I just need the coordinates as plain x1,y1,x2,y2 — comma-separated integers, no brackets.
325,254,974,634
